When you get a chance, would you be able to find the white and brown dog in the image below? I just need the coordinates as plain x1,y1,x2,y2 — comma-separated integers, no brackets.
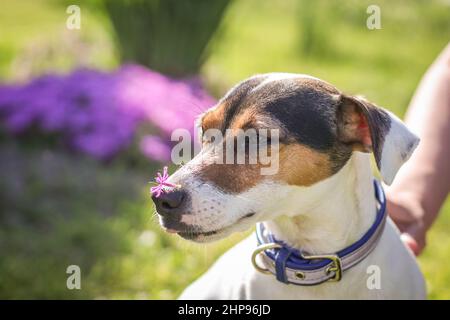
152,73,426,299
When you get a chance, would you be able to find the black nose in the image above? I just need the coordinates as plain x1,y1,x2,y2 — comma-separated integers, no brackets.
152,189,186,216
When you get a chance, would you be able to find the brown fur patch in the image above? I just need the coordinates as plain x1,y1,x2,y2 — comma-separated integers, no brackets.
198,102,267,193
201,104,227,131
197,142,333,193
275,144,333,186
198,163,263,194
229,107,258,131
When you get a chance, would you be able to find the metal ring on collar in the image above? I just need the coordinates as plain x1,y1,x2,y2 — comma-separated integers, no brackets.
251,242,282,274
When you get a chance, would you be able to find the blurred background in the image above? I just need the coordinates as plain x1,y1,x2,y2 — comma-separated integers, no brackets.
0,0,449,299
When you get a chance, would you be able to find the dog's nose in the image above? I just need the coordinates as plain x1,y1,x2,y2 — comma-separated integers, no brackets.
152,189,186,216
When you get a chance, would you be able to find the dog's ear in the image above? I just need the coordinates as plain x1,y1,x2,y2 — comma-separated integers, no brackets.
337,95,420,185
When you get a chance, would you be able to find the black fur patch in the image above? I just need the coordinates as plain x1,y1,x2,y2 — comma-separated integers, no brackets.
261,80,338,151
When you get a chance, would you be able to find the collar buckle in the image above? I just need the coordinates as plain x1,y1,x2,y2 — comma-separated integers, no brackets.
301,253,342,282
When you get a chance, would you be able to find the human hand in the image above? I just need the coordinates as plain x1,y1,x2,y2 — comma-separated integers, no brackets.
386,192,427,256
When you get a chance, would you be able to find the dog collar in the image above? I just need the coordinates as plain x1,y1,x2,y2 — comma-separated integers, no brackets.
252,180,387,286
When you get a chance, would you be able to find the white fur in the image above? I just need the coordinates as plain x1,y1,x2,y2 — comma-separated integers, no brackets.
379,111,420,185
250,73,320,93
177,152,426,299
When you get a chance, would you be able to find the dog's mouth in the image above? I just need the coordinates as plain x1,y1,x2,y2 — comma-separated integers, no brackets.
172,212,256,242
177,229,221,240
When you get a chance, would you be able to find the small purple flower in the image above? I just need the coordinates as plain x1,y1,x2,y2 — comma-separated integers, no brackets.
150,166,177,198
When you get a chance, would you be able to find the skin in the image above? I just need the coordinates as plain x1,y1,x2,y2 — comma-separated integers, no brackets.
386,42,450,255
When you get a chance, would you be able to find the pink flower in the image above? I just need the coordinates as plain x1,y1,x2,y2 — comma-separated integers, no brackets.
150,166,177,197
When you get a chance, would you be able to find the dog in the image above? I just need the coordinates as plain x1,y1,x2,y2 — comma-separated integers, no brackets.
151,73,426,299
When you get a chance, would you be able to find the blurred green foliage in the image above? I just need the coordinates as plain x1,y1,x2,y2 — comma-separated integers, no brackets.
0,0,449,299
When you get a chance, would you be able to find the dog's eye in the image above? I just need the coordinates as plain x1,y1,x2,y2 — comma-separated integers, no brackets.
203,135,215,144
202,131,223,146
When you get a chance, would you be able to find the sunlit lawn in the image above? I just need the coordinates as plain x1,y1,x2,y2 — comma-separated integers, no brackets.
0,0,449,299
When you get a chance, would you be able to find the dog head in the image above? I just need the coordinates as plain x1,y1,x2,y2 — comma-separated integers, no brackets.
152,73,419,242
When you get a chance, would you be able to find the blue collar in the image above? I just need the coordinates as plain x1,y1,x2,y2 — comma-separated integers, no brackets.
253,180,387,285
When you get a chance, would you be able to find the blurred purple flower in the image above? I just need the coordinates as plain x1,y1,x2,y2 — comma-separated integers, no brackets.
0,65,215,162
140,135,172,162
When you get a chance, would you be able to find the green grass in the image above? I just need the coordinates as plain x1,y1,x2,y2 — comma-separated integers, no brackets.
0,143,245,299
0,0,449,299
0,0,116,81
